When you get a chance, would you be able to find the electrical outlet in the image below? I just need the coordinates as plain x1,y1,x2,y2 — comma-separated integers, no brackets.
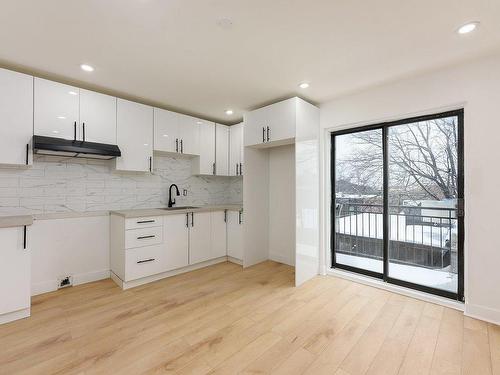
183,189,188,196
58,276,73,289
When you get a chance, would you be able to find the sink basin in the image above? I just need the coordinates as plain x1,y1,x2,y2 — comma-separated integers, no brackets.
157,206,199,210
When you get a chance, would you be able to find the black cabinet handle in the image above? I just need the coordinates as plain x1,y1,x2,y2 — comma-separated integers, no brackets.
180,139,183,153
267,126,270,142
239,163,242,176
262,127,265,142
224,209,227,223
176,138,179,152
82,123,86,142
212,162,216,175
149,156,152,172
137,258,155,264
137,220,155,224
73,121,77,142
25,144,29,165
186,212,189,227
236,163,239,175
238,210,242,224
23,225,27,249
191,212,194,227
137,235,155,240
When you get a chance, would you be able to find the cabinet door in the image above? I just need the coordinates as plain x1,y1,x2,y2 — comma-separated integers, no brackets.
211,211,227,258
267,98,296,143
239,123,244,173
229,123,243,176
115,99,153,172
197,123,216,175
188,212,211,264
215,124,229,176
0,69,33,166
34,78,80,140
243,107,268,146
164,214,189,271
227,211,243,260
79,89,117,144
154,108,180,153
0,226,30,316
179,115,201,156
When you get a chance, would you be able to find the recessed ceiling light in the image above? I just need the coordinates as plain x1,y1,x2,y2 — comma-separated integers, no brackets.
162,134,168,137
80,64,94,72
143,143,149,146
57,116,66,119
196,121,203,125
457,21,479,34
298,82,310,89
225,109,234,115
68,91,78,96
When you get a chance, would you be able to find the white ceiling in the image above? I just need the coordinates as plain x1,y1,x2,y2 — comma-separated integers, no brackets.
1,0,499,124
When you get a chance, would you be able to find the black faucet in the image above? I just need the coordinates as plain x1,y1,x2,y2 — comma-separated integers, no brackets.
168,184,180,207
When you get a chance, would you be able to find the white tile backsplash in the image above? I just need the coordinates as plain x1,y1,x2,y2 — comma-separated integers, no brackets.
0,154,243,215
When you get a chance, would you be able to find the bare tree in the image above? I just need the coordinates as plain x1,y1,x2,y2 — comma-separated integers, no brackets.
336,117,458,201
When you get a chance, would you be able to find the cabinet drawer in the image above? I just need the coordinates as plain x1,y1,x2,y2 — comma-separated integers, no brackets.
125,245,166,281
125,226,163,249
125,216,163,230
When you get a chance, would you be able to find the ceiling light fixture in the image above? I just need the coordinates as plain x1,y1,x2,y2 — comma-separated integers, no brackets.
80,64,94,72
68,91,78,96
57,116,66,119
457,21,479,34
298,82,310,89
225,109,234,115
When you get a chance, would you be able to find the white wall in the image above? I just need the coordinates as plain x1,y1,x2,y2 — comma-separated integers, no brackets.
30,215,110,295
269,144,295,266
320,52,500,324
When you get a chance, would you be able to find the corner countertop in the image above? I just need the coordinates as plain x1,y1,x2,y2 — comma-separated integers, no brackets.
0,215,34,228
109,204,243,219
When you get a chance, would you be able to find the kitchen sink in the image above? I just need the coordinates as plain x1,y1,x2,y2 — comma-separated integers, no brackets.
157,206,199,210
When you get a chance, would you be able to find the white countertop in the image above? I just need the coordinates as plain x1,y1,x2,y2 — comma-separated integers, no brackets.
110,204,243,219
0,215,33,228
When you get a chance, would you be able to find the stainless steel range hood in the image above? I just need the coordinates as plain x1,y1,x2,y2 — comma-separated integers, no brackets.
33,136,121,160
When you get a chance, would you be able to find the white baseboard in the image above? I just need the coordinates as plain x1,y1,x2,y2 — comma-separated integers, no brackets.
31,269,110,296
227,256,243,265
111,257,228,290
269,252,295,267
0,307,30,325
465,303,500,326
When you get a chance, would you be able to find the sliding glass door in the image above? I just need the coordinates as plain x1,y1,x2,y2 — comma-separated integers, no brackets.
331,110,464,300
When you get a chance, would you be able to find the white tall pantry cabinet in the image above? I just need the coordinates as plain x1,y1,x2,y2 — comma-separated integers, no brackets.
0,68,33,166
114,99,154,172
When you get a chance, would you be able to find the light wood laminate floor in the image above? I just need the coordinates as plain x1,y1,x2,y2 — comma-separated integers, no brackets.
1,261,499,375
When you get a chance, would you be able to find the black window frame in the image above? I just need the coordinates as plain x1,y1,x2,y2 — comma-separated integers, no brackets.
330,109,465,302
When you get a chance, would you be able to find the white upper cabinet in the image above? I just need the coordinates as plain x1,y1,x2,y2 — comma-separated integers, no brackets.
115,99,153,172
215,124,229,176
154,108,179,153
0,68,33,166
79,89,117,144
178,115,201,156
34,78,80,140
229,122,244,176
192,122,215,175
244,97,299,147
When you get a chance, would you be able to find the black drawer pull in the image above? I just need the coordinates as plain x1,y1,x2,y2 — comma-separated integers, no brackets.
137,220,155,224
137,235,155,240
137,258,155,264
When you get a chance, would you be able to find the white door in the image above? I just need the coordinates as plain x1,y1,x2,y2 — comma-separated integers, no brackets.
215,124,229,176
229,123,243,176
197,123,215,175
188,212,211,264
0,226,30,316
164,214,189,271
211,211,227,258
179,115,201,156
34,78,80,140
227,210,243,260
115,99,154,172
0,68,33,166
154,108,180,153
243,107,268,146
79,89,117,144
266,98,296,143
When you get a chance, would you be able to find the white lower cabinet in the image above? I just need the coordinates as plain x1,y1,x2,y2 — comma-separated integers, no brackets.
188,211,212,264
211,211,227,259
164,214,189,271
0,226,31,323
227,210,243,261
